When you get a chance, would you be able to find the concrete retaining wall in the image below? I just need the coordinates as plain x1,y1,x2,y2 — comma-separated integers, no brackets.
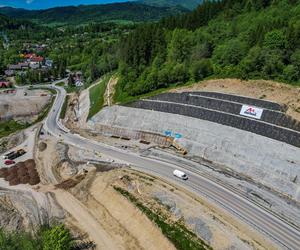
128,100,300,148
89,105,300,201
148,93,300,132
188,91,286,112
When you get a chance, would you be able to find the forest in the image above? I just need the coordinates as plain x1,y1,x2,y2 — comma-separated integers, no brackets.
116,0,300,100
0,2,187,25
1,0,300,98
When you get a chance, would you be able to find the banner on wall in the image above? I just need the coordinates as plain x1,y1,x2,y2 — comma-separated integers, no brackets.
240,105,263,119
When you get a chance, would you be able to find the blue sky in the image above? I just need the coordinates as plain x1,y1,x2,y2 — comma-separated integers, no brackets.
0,0,132,9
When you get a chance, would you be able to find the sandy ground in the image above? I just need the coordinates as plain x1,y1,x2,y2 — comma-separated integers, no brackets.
104,76,118,107
171,78,300,121
53,189,121,250
0,88,51,119
64,168,275,250
35,136,62,184
89,175,175,250
0,125,39,168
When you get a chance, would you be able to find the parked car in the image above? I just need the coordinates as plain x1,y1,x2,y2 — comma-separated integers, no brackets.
4,160,15,165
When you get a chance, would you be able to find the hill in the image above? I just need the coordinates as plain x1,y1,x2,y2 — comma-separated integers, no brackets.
0,13,33,29
115,0,300,100
0,2,188,25
139,0,203,10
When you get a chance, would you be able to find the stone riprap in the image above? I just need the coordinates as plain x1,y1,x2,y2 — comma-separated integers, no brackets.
148,93,300,132
187,91,287,112
128,99,300,148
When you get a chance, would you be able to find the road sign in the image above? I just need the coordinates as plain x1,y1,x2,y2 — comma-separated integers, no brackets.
175,133,182,139
240,105,263,119
164,130,172,136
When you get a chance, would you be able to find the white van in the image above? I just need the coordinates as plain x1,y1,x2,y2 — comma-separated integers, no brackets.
173,169,188,180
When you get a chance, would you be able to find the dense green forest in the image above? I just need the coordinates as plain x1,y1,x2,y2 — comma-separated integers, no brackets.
1,0,300,99
0,3,187,25
116,0,300,100
139,0,203,10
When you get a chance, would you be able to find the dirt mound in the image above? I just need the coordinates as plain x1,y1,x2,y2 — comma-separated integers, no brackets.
0,159,40,186
0,131,26,154
38,142,47,152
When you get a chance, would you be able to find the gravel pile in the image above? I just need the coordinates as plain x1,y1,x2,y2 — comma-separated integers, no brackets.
186,217,212,242
154,192,182,219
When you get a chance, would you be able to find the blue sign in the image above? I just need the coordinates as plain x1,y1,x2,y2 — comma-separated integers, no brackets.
164,130,172,137
175,133,182,139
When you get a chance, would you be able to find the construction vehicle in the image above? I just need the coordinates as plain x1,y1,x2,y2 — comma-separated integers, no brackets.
166,137,187,155
8,149,26,160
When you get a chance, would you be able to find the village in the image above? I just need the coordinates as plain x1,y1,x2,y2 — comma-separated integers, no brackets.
0,43,84,90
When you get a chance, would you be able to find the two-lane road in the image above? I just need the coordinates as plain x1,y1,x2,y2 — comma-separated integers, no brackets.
44,85,300,249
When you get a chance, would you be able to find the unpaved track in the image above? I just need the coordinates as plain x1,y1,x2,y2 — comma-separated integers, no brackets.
53,189,121,250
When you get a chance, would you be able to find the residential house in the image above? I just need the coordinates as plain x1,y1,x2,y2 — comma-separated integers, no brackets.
45,59,53,68
0,81,11,88
5,70,15,77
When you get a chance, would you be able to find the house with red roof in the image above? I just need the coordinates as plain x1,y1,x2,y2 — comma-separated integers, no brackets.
0,81,12,88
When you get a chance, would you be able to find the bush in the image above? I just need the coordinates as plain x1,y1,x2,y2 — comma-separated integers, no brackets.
190,59,213,81
0,225,73,250
283,65,299,82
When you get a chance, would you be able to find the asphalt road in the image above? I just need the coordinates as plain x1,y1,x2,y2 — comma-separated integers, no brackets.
44,84,300,249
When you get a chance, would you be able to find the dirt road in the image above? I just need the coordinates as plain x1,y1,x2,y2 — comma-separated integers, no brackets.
53,189,122,250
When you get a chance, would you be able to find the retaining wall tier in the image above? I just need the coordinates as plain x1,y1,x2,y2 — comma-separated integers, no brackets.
148,93,300,132
128,99,300,148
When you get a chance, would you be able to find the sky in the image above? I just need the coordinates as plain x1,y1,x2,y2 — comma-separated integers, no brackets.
0,0,132,9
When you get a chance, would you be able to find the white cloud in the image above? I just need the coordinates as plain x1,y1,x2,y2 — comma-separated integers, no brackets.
26,0,34,4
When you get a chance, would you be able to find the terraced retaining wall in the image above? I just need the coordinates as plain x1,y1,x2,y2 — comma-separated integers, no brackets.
148,93,300,132
128,100,300,148
187,91,287,112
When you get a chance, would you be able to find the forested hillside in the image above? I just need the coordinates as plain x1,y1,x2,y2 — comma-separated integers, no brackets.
116,0,300,100
0,3,187,25
139,0,203,10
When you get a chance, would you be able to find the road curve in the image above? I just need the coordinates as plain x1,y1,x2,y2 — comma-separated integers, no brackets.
44,85,300,250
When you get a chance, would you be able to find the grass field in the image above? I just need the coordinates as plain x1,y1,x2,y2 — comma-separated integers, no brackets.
60,95,69,119
56,82,81,93
87,76,110,120
0,120,29,139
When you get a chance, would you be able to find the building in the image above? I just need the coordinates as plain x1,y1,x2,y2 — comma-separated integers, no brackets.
45,59,53,68
8,64,22,70
5,70,15,77
0,81,12,88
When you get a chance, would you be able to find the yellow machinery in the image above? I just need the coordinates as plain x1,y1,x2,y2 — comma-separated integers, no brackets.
166,137,188,155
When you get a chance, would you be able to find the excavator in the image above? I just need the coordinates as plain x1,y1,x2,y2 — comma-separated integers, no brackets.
166,137,188,155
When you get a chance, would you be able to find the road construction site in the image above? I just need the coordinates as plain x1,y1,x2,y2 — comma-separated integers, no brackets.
0,78,300,249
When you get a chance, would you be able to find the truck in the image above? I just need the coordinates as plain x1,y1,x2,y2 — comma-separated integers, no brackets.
3,151,15,159
173,169,188,180
8,149,26,160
